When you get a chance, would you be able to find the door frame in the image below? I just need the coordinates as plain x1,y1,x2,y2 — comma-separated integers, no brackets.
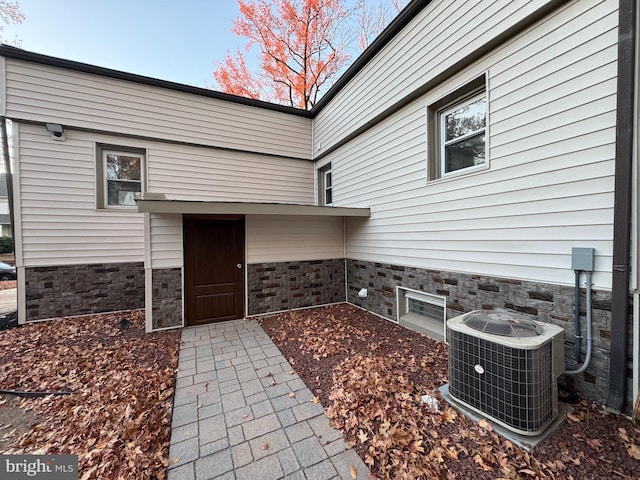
183,214,246,326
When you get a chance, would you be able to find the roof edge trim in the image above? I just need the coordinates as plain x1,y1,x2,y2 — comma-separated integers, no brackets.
311,0,433,114
0,44,314,118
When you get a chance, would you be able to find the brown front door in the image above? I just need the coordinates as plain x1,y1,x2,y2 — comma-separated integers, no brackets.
184,215,245,326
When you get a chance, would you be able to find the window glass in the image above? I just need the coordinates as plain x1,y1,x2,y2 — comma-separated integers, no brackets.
324,170,332,205
444,96,486,142
104,152,143,207
442,95,486,174
318,164,332,205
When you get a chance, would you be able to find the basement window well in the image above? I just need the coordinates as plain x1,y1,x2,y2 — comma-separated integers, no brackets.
396,287,446,341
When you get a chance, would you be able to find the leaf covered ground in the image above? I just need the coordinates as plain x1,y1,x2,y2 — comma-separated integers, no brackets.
0,310,180,479
258,304,640,480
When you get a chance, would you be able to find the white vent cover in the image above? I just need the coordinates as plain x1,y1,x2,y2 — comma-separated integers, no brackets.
447,310,564,436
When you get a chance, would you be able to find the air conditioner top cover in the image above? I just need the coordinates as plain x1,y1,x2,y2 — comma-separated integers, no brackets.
448,309,564,350
462,309,543,338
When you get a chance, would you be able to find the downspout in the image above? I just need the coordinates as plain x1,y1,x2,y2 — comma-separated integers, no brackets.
0,117,15,241
607,0,637,412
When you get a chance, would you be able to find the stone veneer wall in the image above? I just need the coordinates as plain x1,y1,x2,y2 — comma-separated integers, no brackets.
347,259,633,409
25,262,145,321
248,259,345,315
151,268,183,330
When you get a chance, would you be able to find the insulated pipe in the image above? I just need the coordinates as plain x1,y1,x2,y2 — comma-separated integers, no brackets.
574,270,582,363
565,271,593,376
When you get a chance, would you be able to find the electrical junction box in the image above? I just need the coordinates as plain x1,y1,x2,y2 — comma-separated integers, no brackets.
571,247,595,272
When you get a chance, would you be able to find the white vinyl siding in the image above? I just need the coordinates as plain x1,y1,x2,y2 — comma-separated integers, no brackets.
149,214,182,269
327,0,617,289
148,145,313,204
314,0,561,153
17,125,316,267
4,61,312,160
246,215,344,264
17,124,144,266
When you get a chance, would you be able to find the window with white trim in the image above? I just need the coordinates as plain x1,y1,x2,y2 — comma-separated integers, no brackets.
397,287,447,341
96,145,145,209
441,93,486,175
318,163,332,206
427,75,487,181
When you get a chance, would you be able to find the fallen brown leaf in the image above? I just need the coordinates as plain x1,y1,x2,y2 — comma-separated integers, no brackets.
627,443,640,460
349,464,357,479
0,310,179,480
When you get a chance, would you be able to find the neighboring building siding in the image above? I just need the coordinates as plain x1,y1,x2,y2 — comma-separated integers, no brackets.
4,60,312,160
246,215,344,264
320,0,616,289
314,0,561,152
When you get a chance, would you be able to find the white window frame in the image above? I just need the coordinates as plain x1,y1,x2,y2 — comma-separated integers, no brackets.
396,286,447,342
426,73,488,182
97,146,146,210
439,92,487,178
318,163,332,206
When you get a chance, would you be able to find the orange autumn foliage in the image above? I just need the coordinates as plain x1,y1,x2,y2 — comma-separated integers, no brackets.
214,0,353,109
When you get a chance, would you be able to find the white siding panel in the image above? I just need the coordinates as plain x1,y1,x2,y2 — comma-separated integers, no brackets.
5,61,312,159
314,0,559,152
149,144,313,204
329,0,617,290
247,215,344,264
18,124,144,266
150,214,182,269
17,124,314,267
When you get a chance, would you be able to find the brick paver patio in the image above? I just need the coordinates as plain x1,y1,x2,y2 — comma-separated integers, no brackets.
167,319,370,480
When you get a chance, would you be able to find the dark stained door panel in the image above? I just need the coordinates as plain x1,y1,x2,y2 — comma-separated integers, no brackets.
184,216,244,326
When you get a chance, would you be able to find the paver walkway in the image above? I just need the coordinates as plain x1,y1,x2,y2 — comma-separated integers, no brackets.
167,319,370,480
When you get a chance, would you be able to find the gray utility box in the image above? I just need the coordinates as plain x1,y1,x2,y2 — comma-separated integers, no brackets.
571,247,594,272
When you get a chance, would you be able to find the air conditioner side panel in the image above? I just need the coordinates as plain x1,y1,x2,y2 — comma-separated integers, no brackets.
447,327,559,436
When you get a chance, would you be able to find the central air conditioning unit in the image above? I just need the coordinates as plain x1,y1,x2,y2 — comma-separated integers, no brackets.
447,310,564,436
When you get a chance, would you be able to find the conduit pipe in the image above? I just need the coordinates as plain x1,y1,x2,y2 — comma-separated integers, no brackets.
565,271,593,376
573,270,582,363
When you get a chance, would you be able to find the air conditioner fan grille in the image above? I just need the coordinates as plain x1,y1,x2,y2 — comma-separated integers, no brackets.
463,310,543,338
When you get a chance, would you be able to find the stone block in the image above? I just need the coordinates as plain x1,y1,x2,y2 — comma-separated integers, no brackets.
25,262,145,321
291,436,327,468
194,450,232,480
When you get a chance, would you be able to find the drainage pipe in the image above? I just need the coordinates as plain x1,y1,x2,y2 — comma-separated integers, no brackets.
565,271,593,376
607,0,637,412
573,270,582,363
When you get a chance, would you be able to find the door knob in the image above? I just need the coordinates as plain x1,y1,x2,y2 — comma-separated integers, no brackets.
237,264,243,269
